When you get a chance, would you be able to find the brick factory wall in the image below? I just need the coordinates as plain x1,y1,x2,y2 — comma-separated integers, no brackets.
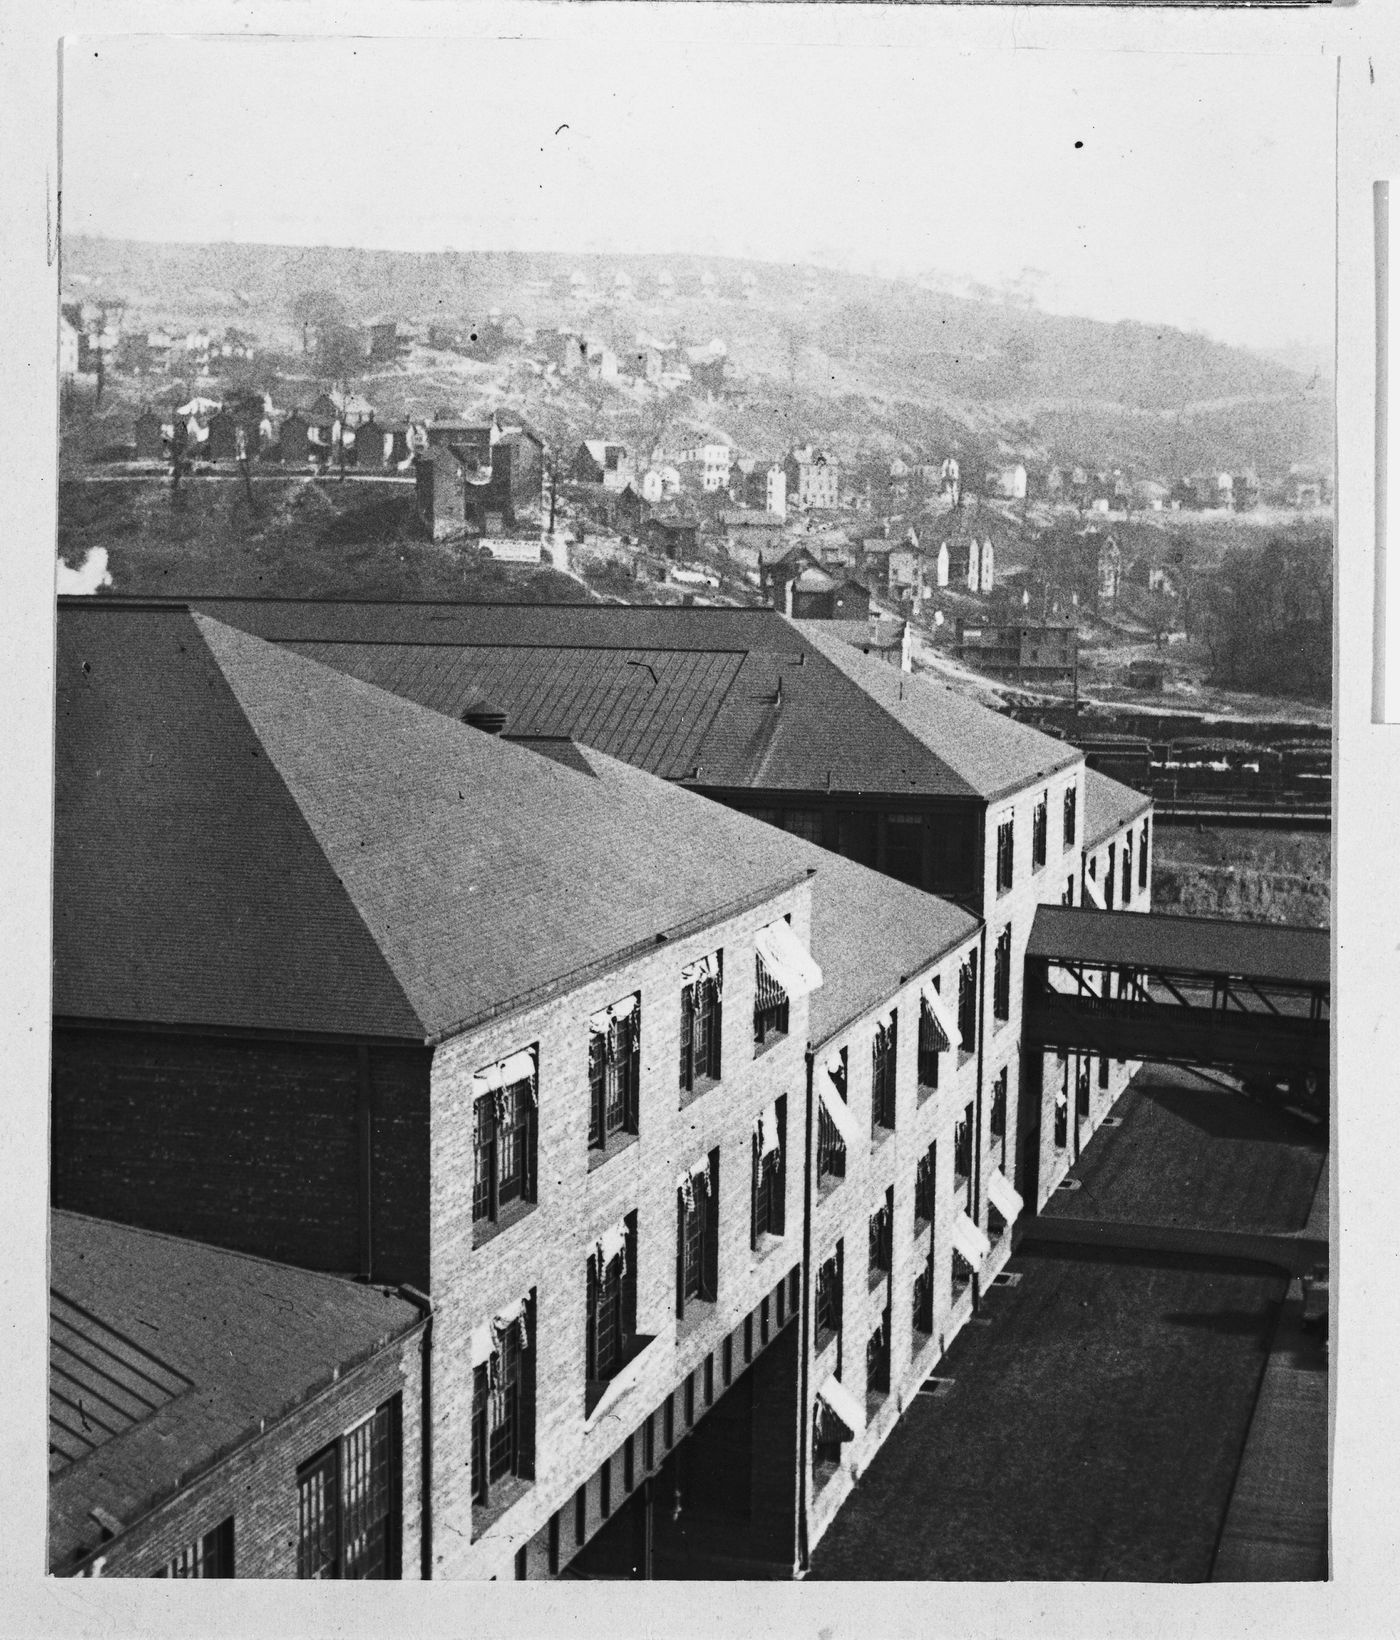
427,879,814,1579
51,1028,432,1289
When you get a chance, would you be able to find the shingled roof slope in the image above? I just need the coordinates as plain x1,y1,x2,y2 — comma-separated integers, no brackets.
56,606,812,1040
55,606,422,1038
555,743,982,1046
1083,766,1153,848
180,600,990,798
792,619,1081,801
49,1211,422,1573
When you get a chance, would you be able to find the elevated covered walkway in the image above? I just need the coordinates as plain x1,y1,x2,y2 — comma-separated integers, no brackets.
1023,907,1330,1086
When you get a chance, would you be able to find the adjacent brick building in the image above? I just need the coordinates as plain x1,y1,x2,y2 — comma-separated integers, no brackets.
49,1211,426,1579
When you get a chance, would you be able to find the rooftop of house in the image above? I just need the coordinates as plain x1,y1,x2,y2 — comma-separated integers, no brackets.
55,606,815,1040
154,599,1083,806
526,741,980,1048
48,1210,422,1574
1083,766,1153,849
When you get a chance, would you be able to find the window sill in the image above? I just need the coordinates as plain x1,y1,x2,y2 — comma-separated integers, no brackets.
587,1129,639,1174
749,1232,785,1270
679,1073,721,1112
813,1326,839,1363
472,1474,534,1541
585,1333,659,1424
677,1298,716,1343
472,1196,537,1252
816,1171,845,1201
993,1016,1010,1034
865,1390,889,1419
916,1082,938,1107
867,1267,890,1295
752,1029,789,1062
957,1050,976,1070
870,1124,895,1151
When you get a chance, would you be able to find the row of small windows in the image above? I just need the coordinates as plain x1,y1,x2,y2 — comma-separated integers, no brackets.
473,925,815,1238
815,962,977,1192
996,784,1081,896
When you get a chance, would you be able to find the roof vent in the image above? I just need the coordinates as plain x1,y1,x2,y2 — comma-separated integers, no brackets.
462,701,508,736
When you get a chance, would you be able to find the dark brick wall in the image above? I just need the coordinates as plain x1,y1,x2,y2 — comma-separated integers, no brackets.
64,1331,426,1579
52,1027,431,1289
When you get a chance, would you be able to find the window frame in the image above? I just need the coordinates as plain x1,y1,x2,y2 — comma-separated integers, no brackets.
587,1217,639,1406
753,952,790,1050
917,980,942,1093
1063,784,1078,850
751,1098,786,1246
159,1518,234,1579
472,1055,538,1237
814,1245,843,1356
871,1013,898,1135
471,1299,536,1514
677,1154,720,1319
1032,792,1048,871
1139,819,1150,890
680,960,723,1096
868,1190,893,1287
956,952,979,1059
296,1397,403,1581
992,925,1012,1022
589,1002,641,1154
995,813,1016,895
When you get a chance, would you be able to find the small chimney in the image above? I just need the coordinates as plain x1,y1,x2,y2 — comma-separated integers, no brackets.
462,700,508,736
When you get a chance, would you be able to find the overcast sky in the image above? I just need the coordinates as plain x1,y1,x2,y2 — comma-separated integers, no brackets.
61,32,1333,354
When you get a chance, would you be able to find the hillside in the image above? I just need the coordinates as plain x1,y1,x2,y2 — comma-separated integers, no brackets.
61,236,1329,479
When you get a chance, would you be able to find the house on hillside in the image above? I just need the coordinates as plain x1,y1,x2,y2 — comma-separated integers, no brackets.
784,448,839,511
366,318,401,364
573,440,633,490
641,515,701,561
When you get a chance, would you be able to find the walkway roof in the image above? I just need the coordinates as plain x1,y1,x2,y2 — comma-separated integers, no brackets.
1027,906,1329,989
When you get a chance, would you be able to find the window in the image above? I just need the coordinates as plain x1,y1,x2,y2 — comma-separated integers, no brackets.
589,998,640,1152
868,1189,893,1288
817,1051,848,1187
995,813,1015,894
918,981,944,1092
473,1050,537,1233
885,812,924,887
1121,832,1133,904
1063,784,1078,849
912,1262,934,1337
754,952,790,1048
472,1298,536,1511
993,925,1012,1022
1104,843,1117,911
951,1250,973,1303
782,808,823,844
866,1308,892,1401
297,1398,402,1579
159,1519,233,1578
1064,873,1076,907
812,1400,844,1481
990,1068,1008,1139
1054,1058,1069,1149
956,953,978,1057
1098,1053,1109,1090
1076,1059,1091,1119
954,1103,973,1183
1032,793,1048,870
587,1216,638,1409
814,1246,843,1355
676,1152,719,1317
871,1013,897,1134
1139,820,1150,890
752,1098,786,1244
680,955,723,1094
914,1142,937,1226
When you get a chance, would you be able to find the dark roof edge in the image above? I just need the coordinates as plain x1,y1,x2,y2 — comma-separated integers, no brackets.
52,1014,428,1048
808,921,983,1057
980,745,1086,807
425,865,815,1047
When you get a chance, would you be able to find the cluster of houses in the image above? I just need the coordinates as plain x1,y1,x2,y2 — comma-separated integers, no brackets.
51,593,1154,1580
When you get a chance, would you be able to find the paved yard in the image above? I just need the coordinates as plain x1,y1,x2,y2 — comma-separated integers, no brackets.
1047,1069,1324,1235
808,1248,1284,1582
